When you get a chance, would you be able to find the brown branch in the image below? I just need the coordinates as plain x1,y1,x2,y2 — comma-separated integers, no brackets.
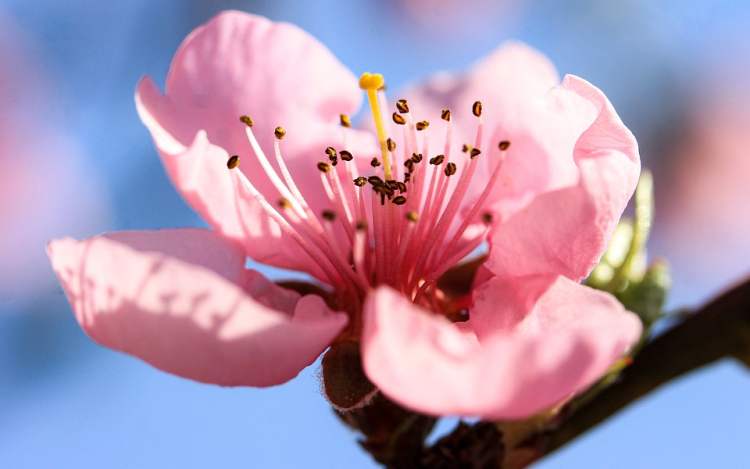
544,275,750,454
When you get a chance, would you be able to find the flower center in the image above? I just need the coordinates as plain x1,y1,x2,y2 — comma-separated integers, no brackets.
227,72,510,314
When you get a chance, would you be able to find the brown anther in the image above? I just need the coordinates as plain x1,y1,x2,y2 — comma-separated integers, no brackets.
482,212,493,225
317,161,331,173
322,210,337,221
416,120,429,131
470,148,481,159
374,184,394,197
392,112,406,125
227,155,240,169
325,147,338,166
498,140,511,151
462,144,473,153
444,162,457,176
356,220,368,230
340,150,353,161
404,172,411,183
278,198,292,209
396,181,407,193
430,154,445,165
411,153,423,163
404,159,415,173
472,101,483,117
239,115,254,127
396,99,410,114
354,177,367,187
340,114,351,128
441,109,451,121
368,175,384,186
370,157,381,168
406,211,419,222
392,196,407,205
386,138,397,152
274,127,286,139
386,179,399,190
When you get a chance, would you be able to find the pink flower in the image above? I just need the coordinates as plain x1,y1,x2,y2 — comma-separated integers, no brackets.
48,11,642,419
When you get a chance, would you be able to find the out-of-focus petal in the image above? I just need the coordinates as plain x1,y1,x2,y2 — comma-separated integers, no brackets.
47,228,347,387
400,42,559,155
363,281,639,419
135,11,377,275
0,17,111,307
392,43,563,234
486,75,640,282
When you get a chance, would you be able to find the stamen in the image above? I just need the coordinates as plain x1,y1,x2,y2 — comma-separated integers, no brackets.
386,138,397,152
392,196,407,205
393,112,406,125
444,162,457,176
318,162,331,173
340,114,351,128
227,155,240,169
340,150,353,161
408,106,484,292
435,141,507,273
354,177,367,187
228,161,344,288
392,210,419,283
368,175,384,186
416,121,429,131
325,147,338,164
430,154,445,165
396,99,410,114
240,115,254,126
499,140,511,151
472,101,483,117
441,109,451,121
274,126,286,139
370,158,381,168
322,159,356,243
470,148,481,159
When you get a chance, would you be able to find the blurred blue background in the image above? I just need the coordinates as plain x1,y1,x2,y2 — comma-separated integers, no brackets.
1,0,749,467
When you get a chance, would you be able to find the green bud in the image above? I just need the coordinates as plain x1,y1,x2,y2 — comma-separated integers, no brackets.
588,170,654,294
617,259,671,327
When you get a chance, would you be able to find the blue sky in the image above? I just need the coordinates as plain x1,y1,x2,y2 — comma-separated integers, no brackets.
1,1,749,467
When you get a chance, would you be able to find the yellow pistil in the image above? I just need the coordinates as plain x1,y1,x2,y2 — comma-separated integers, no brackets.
359,72,392,180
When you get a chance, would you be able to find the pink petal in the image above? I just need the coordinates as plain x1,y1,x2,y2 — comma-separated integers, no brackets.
362,281,640,419
486,75,641,282
136,11,377,274
47,228,347,387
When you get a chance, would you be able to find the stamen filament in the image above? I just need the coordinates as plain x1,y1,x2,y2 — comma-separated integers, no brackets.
409,115,483,291
229,167,344,288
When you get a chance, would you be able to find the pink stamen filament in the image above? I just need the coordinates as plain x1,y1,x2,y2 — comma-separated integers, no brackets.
234,92,504,313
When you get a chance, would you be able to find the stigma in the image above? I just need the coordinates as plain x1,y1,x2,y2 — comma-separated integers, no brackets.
227,72,510,307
